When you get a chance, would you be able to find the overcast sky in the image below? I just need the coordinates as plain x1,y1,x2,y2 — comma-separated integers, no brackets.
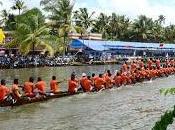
1,0,175,25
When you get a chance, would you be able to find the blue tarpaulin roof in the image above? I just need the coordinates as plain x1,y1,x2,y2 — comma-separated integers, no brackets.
70,39,175,51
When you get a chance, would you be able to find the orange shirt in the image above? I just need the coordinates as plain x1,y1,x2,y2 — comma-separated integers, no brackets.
12,84,21,98
50,80,60,93
36,81,46,93
139,61,144,68
83,79,92,92
91,76,98,85
131,63,137,71
24,82,34,95
104,75,112,88
147,60,152,69
68,80,78,94
80,77,87,88
122,63,127,72
114,75,122,86
0,85,10,101
156,60,160,68
95,77,106,90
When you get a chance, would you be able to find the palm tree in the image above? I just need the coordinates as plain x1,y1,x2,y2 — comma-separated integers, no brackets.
11,0,27,15
164,25,175,43
0,10,9,26
131,15,154,42
7,8,56,56
106,13,130,40
92,13,110,39
74,8,95,33
41,0,75,55
158,15,165,24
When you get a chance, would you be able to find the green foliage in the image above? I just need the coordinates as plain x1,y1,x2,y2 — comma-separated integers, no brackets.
160,88,175,96
6,8,57,56
152,106,175,130
11,0,27,15
41,0,75,55
73,8,95,33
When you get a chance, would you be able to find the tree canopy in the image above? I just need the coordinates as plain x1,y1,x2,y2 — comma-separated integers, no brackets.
1,0,175,55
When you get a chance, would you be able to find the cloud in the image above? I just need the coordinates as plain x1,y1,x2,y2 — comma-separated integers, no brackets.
95,0,175,25
1,0,175,25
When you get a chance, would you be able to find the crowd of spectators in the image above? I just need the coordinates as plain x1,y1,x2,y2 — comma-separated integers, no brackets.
0,55,73,69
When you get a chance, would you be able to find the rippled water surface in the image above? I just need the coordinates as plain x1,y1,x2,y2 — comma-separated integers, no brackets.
0,65,175,130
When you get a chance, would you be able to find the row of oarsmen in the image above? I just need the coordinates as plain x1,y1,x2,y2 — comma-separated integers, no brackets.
0,65,175,103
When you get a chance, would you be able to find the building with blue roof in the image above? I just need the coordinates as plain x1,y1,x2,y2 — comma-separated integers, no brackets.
70,39,175,58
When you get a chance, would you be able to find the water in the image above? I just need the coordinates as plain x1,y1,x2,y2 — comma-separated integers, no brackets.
0,65,175,130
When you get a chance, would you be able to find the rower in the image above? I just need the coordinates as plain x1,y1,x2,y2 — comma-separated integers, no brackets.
147,58,153,70
35,77,46,95
80,73,87,92
122,62,128,72
24,77,35,98
0,79,10,102
94,74,106,91
50,76,60,94
83,75,93,92
104,72,113,89
68,74,78,94
91,73,98,86
156,58,161,69
11,79,22,100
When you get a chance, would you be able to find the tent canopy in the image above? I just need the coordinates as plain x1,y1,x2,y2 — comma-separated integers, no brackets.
70,39,175,51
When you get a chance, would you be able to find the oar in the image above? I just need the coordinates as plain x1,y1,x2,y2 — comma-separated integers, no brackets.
57,79,67,84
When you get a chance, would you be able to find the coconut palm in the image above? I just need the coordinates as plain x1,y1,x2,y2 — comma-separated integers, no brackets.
0,10,9,26
11,0,27,15
164,25,175,43
92,13,110,39
74,8,95,33
41,0,75,54
158,15,166,24
131,15,154,42
7,8,56,56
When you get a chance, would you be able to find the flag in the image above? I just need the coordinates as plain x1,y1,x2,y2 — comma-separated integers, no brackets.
0,29,5,44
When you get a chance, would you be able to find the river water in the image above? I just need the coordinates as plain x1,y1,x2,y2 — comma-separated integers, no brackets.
0,65,175,130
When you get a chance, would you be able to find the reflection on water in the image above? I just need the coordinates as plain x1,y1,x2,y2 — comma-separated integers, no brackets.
0,65,175,130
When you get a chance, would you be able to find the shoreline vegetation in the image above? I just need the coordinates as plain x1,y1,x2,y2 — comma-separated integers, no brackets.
0,0,175,57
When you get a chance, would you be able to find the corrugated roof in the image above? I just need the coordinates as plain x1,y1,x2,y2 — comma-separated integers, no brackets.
70,39,175,51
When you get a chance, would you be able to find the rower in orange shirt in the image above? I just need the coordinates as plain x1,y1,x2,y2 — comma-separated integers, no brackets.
122,62,128,72
83,76,93,92
139,59,144,69
35,77,46,95
114,72,122,87
147,58,153,70
156,58,161,69
80,73,87,92
11,79,21,100
0,79,10,102
131,61,137,72
104,73,113,89
24,77,35,98
94,74,106,91
91,73,98,86
68,74,78,94
50,76,61,94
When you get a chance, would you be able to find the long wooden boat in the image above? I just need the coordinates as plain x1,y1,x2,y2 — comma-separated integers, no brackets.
0,74,170,107
0,91,83,107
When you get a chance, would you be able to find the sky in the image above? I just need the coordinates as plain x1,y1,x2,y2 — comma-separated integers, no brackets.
1,0,175,25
